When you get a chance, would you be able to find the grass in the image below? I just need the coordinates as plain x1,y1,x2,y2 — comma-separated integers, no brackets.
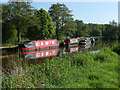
1,38,30,47
1,43,16,47
2,47,119,88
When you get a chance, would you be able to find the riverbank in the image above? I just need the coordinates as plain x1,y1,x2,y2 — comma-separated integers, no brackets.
0,45,18,49
2,47,119,88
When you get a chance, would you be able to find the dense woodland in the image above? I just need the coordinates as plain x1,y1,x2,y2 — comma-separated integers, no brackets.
2,2,119,44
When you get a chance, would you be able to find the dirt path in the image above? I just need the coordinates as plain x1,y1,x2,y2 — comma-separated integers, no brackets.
0,45,18,49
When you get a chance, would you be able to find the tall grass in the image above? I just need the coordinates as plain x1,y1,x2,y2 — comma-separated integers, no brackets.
2,47,119,88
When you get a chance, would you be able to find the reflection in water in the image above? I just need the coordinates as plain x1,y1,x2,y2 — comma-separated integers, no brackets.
21,48,59,59
90,50,100,54
64,46,79,53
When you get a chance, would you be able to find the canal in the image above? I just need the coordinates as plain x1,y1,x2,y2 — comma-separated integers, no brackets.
1,39,118,75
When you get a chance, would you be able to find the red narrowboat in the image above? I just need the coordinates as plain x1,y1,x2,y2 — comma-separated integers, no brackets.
64,38,79,47
21,48,59,59
19,39,59,51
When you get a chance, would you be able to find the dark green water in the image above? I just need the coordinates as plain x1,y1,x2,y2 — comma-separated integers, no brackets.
1,39,118,75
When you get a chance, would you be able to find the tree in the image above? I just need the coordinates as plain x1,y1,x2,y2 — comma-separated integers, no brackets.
88,24,102,36
2,4,18,44
118,25,120,40
48,3,76,39
2,1,34,42
109,20,117,26
74,20,84,37
27,9,55,40
103,24,118,40
74,20,92,37
2,21,17,44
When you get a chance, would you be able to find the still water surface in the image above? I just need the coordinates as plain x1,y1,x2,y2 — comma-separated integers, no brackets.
1,39,118,75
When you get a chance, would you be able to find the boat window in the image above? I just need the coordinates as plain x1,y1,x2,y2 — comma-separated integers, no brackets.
70,40,78,43
52,41,55,44
25,41,35,48
52,51,55,54
36,43,40,46
36,53,40,57
46,42,49,45
56,40,59,44
41,42,43,46
41,53,44,56
46,52,49,56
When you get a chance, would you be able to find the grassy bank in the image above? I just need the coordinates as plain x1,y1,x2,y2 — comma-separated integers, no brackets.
2,47,119,88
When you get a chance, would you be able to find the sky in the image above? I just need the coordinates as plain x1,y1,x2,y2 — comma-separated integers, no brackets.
31,2,118,24
118,1,120,25
1,1,119,24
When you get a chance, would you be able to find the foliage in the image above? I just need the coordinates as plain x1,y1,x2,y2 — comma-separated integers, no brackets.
102,21,118,40
88,24,102,36
27,8,55,40
2,21,17,44
112,43,120,55
74,20,103,37
74,20,85,37
118,25,120,40
2,2,35,42
2,47,119,88
48,3,76,39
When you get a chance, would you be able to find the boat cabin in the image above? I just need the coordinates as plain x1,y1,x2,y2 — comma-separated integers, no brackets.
64,37,79,46
19,39,59,51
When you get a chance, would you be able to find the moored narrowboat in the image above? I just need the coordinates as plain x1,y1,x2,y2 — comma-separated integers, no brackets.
79,38,91,46
19,39,59,52
64,37,79,47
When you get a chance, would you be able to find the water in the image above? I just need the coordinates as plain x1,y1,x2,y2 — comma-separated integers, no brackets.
1,39,118,75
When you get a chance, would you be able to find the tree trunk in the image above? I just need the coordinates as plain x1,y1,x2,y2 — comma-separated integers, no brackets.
17,26,21,42
56,21,59,40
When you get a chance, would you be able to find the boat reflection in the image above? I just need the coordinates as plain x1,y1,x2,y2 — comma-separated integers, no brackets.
61,46,79,55
64,46,79,53
21,48,59,59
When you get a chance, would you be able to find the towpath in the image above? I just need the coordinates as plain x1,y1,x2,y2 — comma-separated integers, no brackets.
0,45,18,49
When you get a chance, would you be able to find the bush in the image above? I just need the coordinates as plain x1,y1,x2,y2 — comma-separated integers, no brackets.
112,44,120,55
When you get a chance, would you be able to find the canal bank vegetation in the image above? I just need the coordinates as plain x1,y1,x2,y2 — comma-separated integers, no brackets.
112,43,120,55
2,47,119,88
2,2,119,46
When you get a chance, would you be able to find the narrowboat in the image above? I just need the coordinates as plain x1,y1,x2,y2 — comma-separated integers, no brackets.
19,39,59,52
79,38,91,46
21,48,59,59
64,37,79,47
